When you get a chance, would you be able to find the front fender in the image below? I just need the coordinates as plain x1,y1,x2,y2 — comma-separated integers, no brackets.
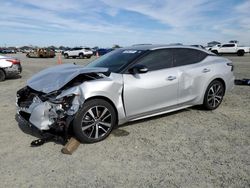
59,73,127,125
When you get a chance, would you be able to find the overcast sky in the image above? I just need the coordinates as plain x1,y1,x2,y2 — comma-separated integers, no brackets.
0,0,250,47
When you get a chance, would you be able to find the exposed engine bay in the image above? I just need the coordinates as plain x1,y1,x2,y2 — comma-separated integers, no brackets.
17,72,105,130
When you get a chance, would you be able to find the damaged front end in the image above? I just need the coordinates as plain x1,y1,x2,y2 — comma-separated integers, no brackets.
16,86,76,132
16,64,113,144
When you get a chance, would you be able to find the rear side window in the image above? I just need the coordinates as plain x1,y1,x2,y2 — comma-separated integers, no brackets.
173,48,207,67
135,49,173,71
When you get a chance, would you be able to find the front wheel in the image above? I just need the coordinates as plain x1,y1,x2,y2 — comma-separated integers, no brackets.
73,99,117,143
203,80,225,110
64,53,69,59
79,53,84,59
211,50,218,55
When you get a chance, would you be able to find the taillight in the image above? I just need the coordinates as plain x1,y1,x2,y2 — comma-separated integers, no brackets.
6,59,20,64
227,62,234,71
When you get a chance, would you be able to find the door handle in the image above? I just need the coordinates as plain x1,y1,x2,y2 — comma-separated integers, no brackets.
202,68,210,73
167,76,176,81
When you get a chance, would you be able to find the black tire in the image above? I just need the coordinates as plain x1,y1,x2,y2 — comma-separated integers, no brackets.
79,53,84,59
0,69,6,82
73,99,117,143
203,80,225,110
237,50,244,56
87,55,91,59
211,50,218,55
64,53,69,59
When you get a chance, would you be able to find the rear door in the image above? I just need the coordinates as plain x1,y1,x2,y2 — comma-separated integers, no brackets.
172,48,210,104
220,44,236,53
123,49,179,119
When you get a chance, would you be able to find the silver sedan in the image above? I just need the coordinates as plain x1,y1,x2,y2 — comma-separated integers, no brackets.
16,45,235,143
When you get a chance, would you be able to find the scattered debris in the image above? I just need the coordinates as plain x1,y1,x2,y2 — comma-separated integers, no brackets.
30,133,67,147
235,79,250,86
61,137,81,155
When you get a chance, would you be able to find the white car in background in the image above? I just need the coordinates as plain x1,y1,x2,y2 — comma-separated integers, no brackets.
63,47,93,59
211,43,250,56
0,55,22,81
206,44,221,51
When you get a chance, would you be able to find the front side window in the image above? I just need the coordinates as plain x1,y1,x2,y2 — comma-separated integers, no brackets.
133,49,173,71
173,48,208,67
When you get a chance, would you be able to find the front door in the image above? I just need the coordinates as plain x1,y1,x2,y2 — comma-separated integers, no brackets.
122,49,179,119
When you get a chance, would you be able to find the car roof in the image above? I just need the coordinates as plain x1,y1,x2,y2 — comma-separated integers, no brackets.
123,44,214,55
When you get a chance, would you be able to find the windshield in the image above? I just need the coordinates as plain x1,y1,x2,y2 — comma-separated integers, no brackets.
86,49,145,73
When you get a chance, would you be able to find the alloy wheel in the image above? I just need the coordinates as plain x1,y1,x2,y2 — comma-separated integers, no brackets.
81,105,112,139
207,83,224,108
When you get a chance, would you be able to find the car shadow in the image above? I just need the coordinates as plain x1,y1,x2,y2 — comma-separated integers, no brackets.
6,75,22,80
15,106,205,143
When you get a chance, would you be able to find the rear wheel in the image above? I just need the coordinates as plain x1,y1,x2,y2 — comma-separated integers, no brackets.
73,99,117,143
203,80,225,110
64,53,69,59
237,50,244,56
0,69,6,81
79,53,84,59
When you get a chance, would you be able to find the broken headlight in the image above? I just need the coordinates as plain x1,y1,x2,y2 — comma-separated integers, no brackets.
48,94,75,109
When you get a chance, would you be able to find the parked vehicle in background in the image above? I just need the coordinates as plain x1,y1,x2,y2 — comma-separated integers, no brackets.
0,55,22,81
63,47,93,59
211,43,250,56
21,49,34,53
26,48,55,58
94,48,113,56
190,45,206,49
54,49,63,53
16,45,234,143
0,49,16,54
206,44,221,51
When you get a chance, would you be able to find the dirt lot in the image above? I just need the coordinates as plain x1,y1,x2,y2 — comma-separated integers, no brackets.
0,53,249,187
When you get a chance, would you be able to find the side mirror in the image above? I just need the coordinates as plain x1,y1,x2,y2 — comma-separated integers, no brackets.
129,64,148,74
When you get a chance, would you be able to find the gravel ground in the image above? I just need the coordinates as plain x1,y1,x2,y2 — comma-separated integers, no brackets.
0,53,249,188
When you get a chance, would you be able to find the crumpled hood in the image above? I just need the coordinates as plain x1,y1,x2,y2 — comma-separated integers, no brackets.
27,63,109,93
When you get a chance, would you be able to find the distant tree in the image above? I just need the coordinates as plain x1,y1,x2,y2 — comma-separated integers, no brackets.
59,46,65,50
112,44,121,49
48,45,57,50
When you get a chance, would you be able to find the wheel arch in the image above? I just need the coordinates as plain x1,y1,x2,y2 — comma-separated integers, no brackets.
0,68,6,81
198,77,226,105
0,68,6,74
84,96,119,126
212,78,226,91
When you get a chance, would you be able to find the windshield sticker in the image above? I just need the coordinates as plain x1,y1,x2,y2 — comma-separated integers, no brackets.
122,50,138,54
